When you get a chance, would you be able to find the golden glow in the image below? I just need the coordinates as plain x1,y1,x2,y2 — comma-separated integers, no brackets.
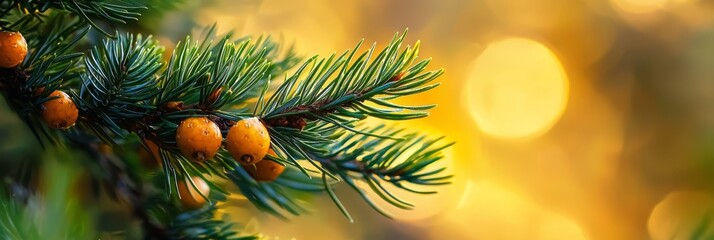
209,0,350,56
433,181,587,240
464,38,569,139
648,191,714,239
456,181,475,209
610,0,693,14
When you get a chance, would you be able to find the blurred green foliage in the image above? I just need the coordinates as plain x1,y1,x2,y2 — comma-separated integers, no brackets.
0,149,95,239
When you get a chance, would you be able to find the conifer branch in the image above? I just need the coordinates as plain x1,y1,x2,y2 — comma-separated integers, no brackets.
316,125,453,219
0,1,452,236
260,31,443,131
254,31,446,195
1,0,145,36
0,14,87,147
77,33,164,142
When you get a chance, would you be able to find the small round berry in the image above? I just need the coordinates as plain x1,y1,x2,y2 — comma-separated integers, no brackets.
177,176,210,210
176,117,222,161
41,90,78,129
139,139,162,168
0,31,27,68
243,150,285,181
225,117,270,165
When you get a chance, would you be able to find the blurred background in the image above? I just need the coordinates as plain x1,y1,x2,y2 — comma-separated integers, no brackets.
4,0,714,239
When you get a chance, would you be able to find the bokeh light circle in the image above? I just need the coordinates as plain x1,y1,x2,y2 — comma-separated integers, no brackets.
464,38,569,139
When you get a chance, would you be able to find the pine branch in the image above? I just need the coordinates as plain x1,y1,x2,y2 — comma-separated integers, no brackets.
260,31,443,133
255,30,444,189
0,13,87,147
1,0,146,36
316,125,453,219
208,28,301,101
156,25,272,109
71,29,274,189
0,26,452,223
0,1,452,234
77,33,163,142
226,124,454,220
263,120,345,179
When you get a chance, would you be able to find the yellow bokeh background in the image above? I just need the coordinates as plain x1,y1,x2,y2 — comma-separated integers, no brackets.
161,0,714,239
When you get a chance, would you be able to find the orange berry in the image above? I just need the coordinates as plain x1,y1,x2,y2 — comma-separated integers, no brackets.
243,150,285,181
175,117,222,161
0,31,27,68
139,139,162,168
177,176,210,209
226,117,270,165
41,90,78,129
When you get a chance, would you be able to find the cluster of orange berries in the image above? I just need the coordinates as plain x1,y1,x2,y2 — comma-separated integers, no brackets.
156,117,285,209
2,32,283,209
1,31,79,129
174,117,284,179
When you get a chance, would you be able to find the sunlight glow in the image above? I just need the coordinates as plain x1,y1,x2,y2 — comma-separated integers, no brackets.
464,38,569,139
610,0,694,14
433,181,587,240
